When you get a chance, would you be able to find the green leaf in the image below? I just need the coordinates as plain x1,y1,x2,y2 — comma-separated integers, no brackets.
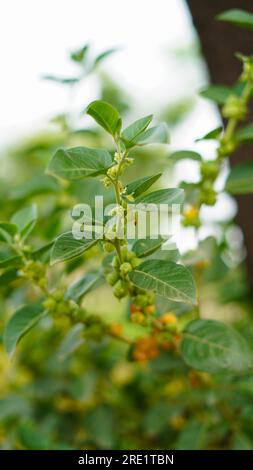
11,175,59,200
47,147,112,181
121,115,153,148
225,162,253,194
4,304,45,356
135,122,169,145
58,324,85,360
235,123,253,143
181,319,253,374
176,421,206,450
168,150,202,162
135,188,184,206
129,259,196,304
217,9,253,31
0,223,18,242
196,127,223,142
85,405,116,449
11,204,37,239
86,100,121,136
70,44,89,63
200,85,233,104
132,236,165,258
65,270,104,302
51,231,98,265
125,173,162,198
0,247,22,268
93,48,117,66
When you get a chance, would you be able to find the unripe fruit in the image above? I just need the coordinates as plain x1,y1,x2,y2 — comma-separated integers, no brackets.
103,241,115,253
222,95,247,120
38,278,47,289
200,161,219,180
133,294,149,308
131,257,142,268
144,305,155,315
131,312,146,324
130,303,141,314
56,302,68,314
113,280,127,299
43,297,57,311
52,289,64,302
120,262,132,275
109,323,123,336
106,271,119,286
200,189,217,206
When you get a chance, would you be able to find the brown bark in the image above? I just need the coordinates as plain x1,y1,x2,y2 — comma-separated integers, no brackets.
186,0,253,289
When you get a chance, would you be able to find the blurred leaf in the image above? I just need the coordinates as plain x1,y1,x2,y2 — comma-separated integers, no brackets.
182,319,253,374
58,324,85,360
93,48,117,66
200,85,236,104
125,173,162,198
0,223,18,242
42,75,80,85
143,402,171,436
4,304,45,356
18,422,52,450
0,246,22,268
196,126,223,142
85,405,116,448
11,175,60,200
87,100,122,136
47,147,113,180
225,162,253,194
217,9,253,31
168,150,202,162
135,122,169,145
11,204,37,240
65,270,104,302
175,421,206,450
0,396,30,421
51,231,98,265
129,260,197,304
235,123,253,143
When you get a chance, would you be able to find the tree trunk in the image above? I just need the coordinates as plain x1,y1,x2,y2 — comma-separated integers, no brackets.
186,0,253,289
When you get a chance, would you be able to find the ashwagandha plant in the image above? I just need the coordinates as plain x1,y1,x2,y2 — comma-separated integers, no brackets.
2,8,253,382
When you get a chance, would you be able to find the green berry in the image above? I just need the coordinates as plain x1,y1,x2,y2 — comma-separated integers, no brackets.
52,289,64,302
103,241,115,253
43,298,57,311
113,280,127,299
131,257,142,268
134,294,149,308
106,271,119,286
120,262,132,275
200,161,219,180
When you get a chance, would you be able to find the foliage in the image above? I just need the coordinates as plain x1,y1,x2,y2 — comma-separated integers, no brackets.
1,9,253,450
